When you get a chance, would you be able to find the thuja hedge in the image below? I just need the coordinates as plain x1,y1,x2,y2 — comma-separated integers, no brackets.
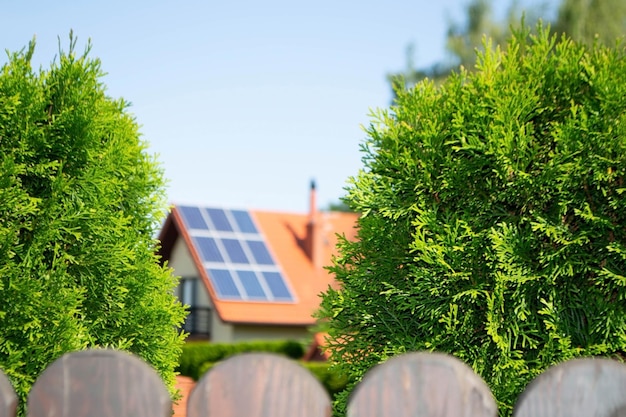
0,37,186,412
178,340,305,380
318,25,626,416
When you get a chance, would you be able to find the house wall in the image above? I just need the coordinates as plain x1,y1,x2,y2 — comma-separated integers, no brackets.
170,237,234,340
231,324,311,342
211,317,233,341
170,236,309,344
171,238,202,300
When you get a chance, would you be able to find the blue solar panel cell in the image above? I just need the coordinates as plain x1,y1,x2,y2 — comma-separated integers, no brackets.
207,269,241,298
263,272,292,300
179,205,294,303
231,210,258,234
206,208,233,232
178,206,208,230
194,237,224,262
221,239,249,264
237,270,267,299
247,240,274,265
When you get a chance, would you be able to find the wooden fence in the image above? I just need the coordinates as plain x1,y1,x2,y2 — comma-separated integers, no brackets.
1,349,626,417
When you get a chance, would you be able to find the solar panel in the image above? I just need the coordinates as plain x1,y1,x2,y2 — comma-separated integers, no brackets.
237,270,267,299
247,240,274,265
194,237,224,262
207,269,241,298
180,205,294,303
206,208,233,232
221,239,249,264
178,206,208,230
231,210,258,234
263,271,292,300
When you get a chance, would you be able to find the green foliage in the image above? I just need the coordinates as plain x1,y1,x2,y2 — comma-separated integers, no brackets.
196,359,350,399
178,340,305,380
300,361,352,398
197,360,217,377
196,356,349,398
319,24,626,417
0,36,186,410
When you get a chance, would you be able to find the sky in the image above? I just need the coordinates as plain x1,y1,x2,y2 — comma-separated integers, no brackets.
3,0,556,213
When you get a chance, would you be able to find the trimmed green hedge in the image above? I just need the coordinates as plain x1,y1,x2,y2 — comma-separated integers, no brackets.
198,360,351,398
301,362,352,397
177,340,304,380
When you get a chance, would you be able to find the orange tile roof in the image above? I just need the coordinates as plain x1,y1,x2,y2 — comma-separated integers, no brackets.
162,205,358,326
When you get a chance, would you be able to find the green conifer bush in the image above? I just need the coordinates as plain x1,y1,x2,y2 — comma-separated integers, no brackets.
0,37,186,410
318,25,626,416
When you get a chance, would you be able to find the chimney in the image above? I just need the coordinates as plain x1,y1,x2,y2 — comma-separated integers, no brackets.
308,179,317,223
304,180,323,269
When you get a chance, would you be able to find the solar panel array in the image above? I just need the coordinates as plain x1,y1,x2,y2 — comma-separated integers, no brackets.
177,205,294,302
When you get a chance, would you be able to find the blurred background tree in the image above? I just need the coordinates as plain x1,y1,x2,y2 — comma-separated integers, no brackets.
389,0,626,91
554,0,626,46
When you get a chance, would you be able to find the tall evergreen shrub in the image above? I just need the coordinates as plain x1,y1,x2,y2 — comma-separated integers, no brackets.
318,25,626,416
0,37,186,410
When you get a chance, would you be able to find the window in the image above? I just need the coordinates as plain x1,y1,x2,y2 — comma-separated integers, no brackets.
179,277,211,336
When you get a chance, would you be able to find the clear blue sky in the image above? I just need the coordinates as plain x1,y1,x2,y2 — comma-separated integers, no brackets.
3,0,556,213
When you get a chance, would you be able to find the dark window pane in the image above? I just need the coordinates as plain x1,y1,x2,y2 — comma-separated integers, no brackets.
232,210,258,234
208,269,240,298
178,206,208,230
263,272,292,300
248,240,274,265
183,307,211,335
237,270,267,299
194,237,223,262
222,239,249,264
206,208,233,231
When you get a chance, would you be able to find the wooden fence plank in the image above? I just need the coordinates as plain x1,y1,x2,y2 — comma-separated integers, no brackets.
2,348,623,417
187,352,331,417
26,349,171,417
348,352,497,417
0,369,17,417
513,357,626,417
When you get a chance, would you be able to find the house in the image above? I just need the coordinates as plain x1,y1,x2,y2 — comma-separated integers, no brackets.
157,183,358,343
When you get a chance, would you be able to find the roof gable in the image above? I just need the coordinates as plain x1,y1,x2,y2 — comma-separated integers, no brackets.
159,204,358,325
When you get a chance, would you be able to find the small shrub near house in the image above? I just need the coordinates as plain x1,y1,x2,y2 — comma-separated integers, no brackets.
184,340,351,399
197,360,351,399
177,340,305,380
318,24,626,416
300,361,352,398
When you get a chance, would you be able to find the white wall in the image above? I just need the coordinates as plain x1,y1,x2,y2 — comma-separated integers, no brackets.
170,237,234,340
231,324,310,343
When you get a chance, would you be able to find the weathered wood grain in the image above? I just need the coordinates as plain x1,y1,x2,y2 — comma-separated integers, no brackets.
0,369,17,417
514,357,626,417
27,349,170,417
347,352,497,417
187,352,331,417
2,349,624,417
